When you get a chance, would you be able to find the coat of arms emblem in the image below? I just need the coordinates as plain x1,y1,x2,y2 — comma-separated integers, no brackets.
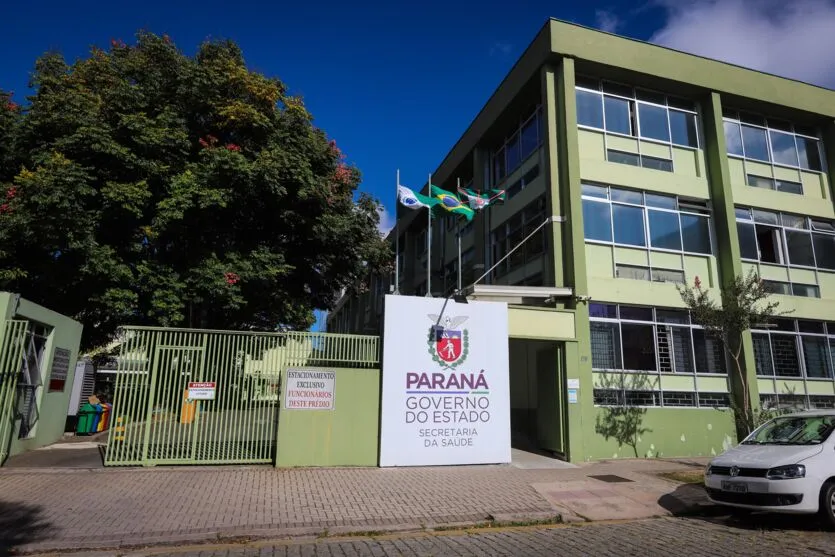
426,314,469,369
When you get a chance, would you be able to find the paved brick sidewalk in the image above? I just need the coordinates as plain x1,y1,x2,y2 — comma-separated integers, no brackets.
0,459,708,554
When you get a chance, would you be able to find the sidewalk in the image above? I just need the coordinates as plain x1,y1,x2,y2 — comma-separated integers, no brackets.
0,456,712,554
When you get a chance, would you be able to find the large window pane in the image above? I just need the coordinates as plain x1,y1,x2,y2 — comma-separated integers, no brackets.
724,121,744,156
520,117,539,158
741,125,769,161
505,133,521,173
621,323,657,371
576,89,604,129
591,322,621,369
813,233,835,270
752,334,774,376
648,210,681,250
771,335,801,377
613,204,646,246
693,330,725,374
737,222,759,259
582,199,612,242
604,96,632,135
670,110,698,147
785,230,815,266
770,130,799,167
802,336,832,379
797,136,823,171
638,102,670,142
681,214,711,254
670,327,695,373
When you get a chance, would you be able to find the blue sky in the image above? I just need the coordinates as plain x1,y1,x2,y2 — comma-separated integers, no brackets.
3,0,834,329
3,0,834,232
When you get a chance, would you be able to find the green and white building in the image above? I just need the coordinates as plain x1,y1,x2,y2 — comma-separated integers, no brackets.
327,19,835,462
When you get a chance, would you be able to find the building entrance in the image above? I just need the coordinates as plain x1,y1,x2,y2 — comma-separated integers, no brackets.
508,339,566,459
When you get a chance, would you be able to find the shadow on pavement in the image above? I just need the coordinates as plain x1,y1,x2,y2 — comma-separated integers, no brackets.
2,445,104,468
0,500,51,557
658,483,833,533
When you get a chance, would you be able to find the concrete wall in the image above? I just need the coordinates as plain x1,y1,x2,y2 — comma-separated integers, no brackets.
276,367,380,467
0,292,84,459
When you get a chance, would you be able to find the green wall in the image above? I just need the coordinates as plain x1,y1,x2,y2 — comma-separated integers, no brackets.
276,367,380,467
0,292,84,460
584,407,737,461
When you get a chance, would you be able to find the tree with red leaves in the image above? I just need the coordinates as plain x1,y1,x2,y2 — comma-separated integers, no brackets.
0,32,391,350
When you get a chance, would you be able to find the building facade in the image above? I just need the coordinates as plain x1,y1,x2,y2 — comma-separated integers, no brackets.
327,19,835,462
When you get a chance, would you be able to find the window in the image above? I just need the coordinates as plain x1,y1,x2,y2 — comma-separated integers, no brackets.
747,174,803,195
590,304,727,408
581,184,712,256
736,207,835,273
490,197,546,279
490,107,542,184
575,77,699,149
723,110,824,172
590,303,725,375
762,280,820,298
753,320,835,382
606,149,673,172
506,165,540,199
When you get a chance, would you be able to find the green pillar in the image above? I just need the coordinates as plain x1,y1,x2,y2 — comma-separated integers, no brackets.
821,120,835,202
545,57,594,463
541,64,564,289
701,92,759,427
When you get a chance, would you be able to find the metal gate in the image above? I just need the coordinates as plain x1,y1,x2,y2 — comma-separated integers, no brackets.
0,320,29,463
104,326,379,466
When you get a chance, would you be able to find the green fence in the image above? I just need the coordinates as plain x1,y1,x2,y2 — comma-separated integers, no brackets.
104,326,379,466
0,320,29,464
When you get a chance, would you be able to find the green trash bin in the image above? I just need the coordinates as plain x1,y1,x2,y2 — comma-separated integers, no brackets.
77,402,96,435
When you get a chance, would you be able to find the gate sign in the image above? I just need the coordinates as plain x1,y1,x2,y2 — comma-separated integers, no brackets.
187,382,216,400
379,294,510,467
284,369,336,410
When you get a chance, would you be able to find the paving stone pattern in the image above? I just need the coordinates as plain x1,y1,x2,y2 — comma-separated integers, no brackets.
0,459,705,553
93,518,835,557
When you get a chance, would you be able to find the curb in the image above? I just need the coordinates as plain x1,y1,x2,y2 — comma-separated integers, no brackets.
13,512,566,555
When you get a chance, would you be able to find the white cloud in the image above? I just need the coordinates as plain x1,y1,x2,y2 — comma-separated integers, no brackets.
650,0,835,88
378,205,395,237
490,41,513,57
595,10,621,33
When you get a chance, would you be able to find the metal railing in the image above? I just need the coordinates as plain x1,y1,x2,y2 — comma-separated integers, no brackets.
104,326,379,466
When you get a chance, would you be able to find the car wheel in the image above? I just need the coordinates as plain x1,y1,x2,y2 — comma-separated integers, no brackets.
818,481,835,530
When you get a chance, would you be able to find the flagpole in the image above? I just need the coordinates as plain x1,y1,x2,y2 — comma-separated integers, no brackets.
394,169,400,295
456,178,462,291
426,173,433,297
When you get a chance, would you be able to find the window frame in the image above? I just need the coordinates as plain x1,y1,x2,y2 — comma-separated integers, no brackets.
735,206,835,274
581,184,714,259
590,303,729,409
723,109,825,175
575,76,701,156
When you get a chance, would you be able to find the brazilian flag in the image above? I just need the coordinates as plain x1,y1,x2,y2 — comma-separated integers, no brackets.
430,185,475,222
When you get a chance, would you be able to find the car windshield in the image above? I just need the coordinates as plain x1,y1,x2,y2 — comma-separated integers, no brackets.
742,415,835,445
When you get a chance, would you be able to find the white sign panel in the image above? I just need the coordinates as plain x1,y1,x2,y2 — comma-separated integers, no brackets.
379,294,511,467
284,369,335,410
188,382,216,400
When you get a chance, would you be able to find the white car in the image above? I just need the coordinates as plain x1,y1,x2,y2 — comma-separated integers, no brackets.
704,410,835,527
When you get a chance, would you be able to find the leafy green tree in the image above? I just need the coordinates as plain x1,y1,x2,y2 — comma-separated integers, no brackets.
678,270,788,436
0,33,391,350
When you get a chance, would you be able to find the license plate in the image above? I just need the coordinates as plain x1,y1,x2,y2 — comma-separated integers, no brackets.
721,481,748,493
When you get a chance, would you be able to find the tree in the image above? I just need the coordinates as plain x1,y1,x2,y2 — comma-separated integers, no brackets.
677,269,788,436
0,32,391,350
